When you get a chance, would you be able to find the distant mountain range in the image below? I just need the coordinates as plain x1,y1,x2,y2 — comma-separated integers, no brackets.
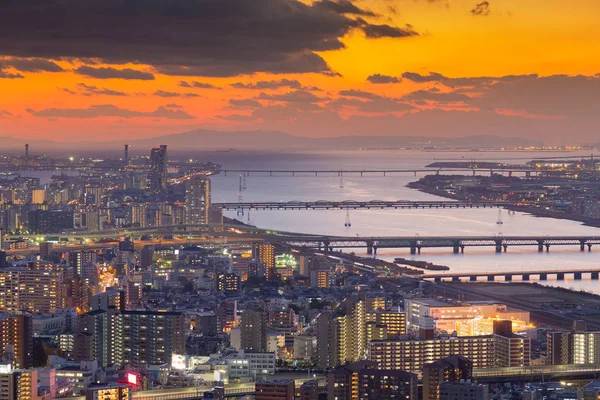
126,129,543,150
0,129,543,153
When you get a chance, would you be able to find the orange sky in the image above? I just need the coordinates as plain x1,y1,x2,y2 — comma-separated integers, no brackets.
1,0,600,143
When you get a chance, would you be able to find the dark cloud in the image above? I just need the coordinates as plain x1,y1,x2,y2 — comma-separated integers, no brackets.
0,110,12,117
403,89,471,103
336,89,412,112
0,57,64,73
0,0,416,77
153,90,200,98
229,99,262,108
362,23,419,38
257,90,327,103
401,72,448,83
471,1,491,16
178,80,219,89
74,66,155,80
0,70,23,79
367,74,401,84
339,89,380,99
231,79,303,90
27,104,193,119
75,83,126,96
216,114,255,121
60,88,77,95
313,0,377,16
401,71,539,88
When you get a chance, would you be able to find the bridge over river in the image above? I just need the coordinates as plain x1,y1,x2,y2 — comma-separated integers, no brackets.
280,235,600,255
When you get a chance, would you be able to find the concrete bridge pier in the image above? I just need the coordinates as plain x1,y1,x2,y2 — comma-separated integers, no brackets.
574,272,582,280
366,240,374,255
557,273,565,280
487,275,495,282
538,241,544,252
452,276,460,282
539,273,548,280
504,274,513,282
503,244,508,252
495,241,502,253
453,244,460,254
461,246,465,254
588,244,593,251
546,244,551,252
592,272,599,280
410,246,417,255
435,277,442,283
373,246,378,255
470,276,477,282
522,274,530,281
580,241,586,251
323,241,330,253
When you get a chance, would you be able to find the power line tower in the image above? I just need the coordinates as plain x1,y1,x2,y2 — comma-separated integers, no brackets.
242,171,247,190
237,174,244,216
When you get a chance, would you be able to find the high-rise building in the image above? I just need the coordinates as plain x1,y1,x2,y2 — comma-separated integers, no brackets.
492,321,530,367
69,251,97,278
130,203,147,227
316,298,367,369
240,307,267,352
31,189,45,205
358,369,418,400
75,308,185,368
216,300,237,333
0,314,33,369
27,210,73,233
149,145,168,191
423,356,473,400
0,369,38,400
39,242,53,260
547,321,600,365
326,361,378,400
255,380,295,400
217,273,240,292
185,178,211,224
368,336,496,375
124,145,129,167
366,311,407,338
0,265,64,313
253,244,275,281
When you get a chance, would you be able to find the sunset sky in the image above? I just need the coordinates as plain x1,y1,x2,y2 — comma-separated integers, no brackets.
1,0,600,143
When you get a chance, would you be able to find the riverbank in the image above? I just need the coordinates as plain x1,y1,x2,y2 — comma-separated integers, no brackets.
407,181,600,229
393,257,449,271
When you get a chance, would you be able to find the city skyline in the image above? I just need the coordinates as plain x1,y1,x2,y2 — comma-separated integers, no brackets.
1,0,600,143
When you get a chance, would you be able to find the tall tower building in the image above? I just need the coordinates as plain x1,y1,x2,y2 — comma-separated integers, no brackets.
253,244,276,280
185,178,211,224
0,314,33,369
149,145,168,191
124,144,129,166
240,307,267,352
